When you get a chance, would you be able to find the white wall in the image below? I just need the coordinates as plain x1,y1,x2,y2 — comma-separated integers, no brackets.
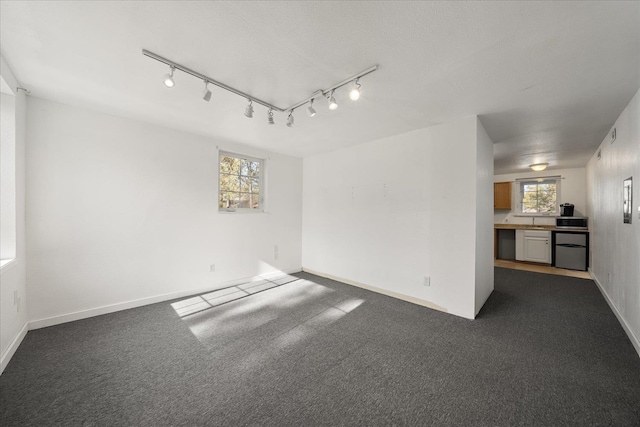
302,116,493,319
586,89,640,356
26,97,302,326
475,120,495,315
0,56,28,374
494,167,587,226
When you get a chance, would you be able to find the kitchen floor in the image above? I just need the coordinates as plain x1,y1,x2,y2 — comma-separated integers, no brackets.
494,259,591,279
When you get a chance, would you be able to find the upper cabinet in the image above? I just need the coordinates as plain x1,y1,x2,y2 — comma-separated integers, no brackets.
494,182,512,210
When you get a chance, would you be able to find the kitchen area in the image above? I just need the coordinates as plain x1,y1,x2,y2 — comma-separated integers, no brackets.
493,167,591,278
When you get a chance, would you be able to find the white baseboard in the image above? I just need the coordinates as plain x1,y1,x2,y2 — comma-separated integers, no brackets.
590,269,640,359
29,268,302,330
302,267,450,315
0,322,28,375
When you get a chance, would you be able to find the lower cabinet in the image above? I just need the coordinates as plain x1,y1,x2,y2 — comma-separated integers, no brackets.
524,235,551,263
516,230,551,264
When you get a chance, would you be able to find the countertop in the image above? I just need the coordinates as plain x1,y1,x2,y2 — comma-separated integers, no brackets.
494,224,589,232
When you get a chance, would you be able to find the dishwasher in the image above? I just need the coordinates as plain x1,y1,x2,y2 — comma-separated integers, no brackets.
554,232,588,271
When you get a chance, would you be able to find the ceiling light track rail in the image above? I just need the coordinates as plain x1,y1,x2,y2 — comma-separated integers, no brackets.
142,49,378,114
285,65,377,113
143,49,281,111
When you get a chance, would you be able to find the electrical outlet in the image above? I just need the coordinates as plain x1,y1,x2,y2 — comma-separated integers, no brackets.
274,245,279,260
210,264,216,273
423,276,430,286
608,272,612,284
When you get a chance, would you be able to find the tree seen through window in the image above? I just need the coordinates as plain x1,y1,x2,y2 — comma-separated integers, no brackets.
219,153,262,210
520,180,557,214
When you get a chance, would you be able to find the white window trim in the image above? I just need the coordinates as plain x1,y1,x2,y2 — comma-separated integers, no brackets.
514,178,561,217
1,88,17,262
218,150,266,213
0,258,17,273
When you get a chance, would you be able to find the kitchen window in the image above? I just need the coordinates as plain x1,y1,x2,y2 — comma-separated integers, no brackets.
218,151,264,212
518,178,559,215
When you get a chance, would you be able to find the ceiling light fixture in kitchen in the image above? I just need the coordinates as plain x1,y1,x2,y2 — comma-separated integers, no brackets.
530,163,549,171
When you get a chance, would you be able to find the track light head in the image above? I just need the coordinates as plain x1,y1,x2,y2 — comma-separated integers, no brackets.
163,66,175,88
349,79,361,101
203,81,212,102
328,90,338,110
144,50,379,129
307,99,317,117
245,99,254,118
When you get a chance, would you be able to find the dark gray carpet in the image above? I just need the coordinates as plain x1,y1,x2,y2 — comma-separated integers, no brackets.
1,268,639,426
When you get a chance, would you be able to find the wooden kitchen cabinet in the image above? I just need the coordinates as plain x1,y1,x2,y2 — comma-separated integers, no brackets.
494,182,512,210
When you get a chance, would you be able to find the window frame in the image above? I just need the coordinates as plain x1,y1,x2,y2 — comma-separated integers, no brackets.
218,150,265,213
517,178,561,216
0,89,17,266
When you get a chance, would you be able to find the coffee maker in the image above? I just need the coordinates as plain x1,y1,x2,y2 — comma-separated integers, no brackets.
560,203,574,216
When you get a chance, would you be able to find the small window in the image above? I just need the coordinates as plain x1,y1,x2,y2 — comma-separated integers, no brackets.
218,151,264,212
1,90,16,264
519,179,559,214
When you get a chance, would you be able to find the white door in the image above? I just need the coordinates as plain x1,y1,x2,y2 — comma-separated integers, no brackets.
524,237,550,263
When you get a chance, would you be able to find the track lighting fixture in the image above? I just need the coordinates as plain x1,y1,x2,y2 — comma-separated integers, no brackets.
349,79,361,101
163,66,175,88
203,81,212,102
328,90,338,110
307,99,317,117
143,49,378,127
245,99,254,118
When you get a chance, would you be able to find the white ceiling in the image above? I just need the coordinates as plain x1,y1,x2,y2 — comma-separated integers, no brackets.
1,1,638,173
